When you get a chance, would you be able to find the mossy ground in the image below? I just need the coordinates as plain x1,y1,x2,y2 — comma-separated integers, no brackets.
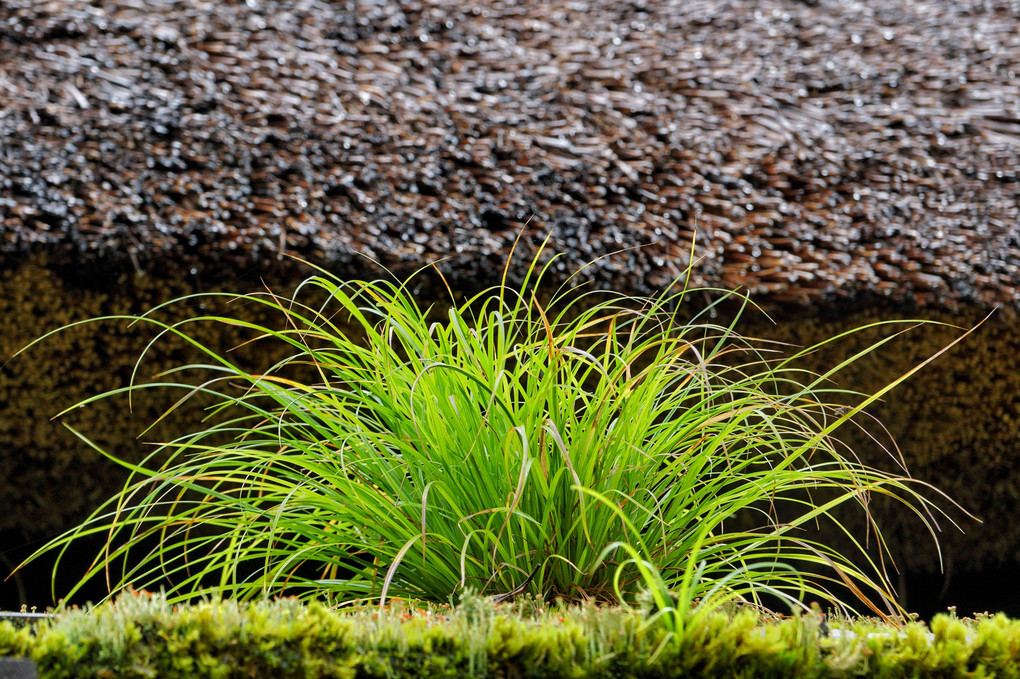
2,591,1019,679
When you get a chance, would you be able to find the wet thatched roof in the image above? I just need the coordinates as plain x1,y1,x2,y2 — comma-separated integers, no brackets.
1,0,1018,308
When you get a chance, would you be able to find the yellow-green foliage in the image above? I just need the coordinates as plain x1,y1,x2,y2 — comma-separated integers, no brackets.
2,257,1017,580
2,591,1019,678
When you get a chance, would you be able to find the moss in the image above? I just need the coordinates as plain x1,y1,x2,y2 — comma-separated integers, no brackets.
5,575,1020,678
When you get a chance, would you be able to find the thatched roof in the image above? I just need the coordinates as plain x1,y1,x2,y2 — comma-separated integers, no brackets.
1,0,1018,309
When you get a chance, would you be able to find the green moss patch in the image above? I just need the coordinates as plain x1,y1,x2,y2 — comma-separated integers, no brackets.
2,592,1019,678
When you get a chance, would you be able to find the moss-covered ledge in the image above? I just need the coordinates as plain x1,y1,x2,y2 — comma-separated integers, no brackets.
3,592,1020,679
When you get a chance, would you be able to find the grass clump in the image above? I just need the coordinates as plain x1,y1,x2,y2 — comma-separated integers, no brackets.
12,243,972,625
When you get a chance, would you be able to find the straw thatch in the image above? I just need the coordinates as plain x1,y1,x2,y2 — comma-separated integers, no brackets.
1,0,1018,309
